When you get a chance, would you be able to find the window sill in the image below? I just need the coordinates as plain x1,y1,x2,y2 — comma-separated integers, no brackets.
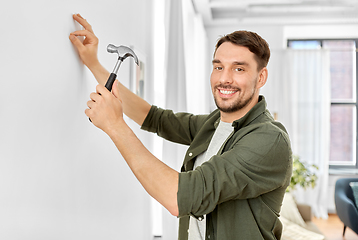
329,168,358,175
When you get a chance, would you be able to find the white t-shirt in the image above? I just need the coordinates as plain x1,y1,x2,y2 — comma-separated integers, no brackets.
188,120,234,240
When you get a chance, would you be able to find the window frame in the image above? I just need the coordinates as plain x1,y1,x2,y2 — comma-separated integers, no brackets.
287,38,358,170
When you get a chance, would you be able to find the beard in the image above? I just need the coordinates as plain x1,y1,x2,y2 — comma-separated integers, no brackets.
213,84,256,113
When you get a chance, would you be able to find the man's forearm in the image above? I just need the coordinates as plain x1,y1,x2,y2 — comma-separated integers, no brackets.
88,62,110,86
107,121,179,216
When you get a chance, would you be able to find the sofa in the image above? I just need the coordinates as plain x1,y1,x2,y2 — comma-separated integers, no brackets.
280,193,325,240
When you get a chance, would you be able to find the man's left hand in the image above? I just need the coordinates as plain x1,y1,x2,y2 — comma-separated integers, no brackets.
86,80,124,133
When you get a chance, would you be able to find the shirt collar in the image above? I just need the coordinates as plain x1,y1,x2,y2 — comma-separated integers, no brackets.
232,95,267,130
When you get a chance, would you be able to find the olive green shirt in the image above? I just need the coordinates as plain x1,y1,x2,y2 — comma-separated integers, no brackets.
141,96,292,240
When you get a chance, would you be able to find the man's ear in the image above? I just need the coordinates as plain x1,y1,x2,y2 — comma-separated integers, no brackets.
257,67,268,89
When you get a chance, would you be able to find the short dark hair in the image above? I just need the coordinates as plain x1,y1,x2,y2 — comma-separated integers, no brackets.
214,31,270,71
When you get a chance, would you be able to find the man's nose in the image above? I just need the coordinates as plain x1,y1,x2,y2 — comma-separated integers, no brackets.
220,69,233,84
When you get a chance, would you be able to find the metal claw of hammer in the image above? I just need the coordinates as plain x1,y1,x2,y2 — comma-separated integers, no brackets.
105,44,139,91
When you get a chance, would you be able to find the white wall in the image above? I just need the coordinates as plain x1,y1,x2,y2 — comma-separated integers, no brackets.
283,24,358,42
0,1,155,239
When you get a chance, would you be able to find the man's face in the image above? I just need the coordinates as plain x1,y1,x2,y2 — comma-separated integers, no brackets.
211,42,263,114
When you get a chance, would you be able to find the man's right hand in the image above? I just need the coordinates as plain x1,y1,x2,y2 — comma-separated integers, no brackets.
69,14,100,70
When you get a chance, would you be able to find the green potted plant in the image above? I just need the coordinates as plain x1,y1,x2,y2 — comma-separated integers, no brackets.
286,155,318,192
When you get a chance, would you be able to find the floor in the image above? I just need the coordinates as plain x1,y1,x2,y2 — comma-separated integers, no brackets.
312,214,358,240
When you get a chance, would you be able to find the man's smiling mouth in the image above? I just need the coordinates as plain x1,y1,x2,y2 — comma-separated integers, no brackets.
219,89,237,95
217,86,240,98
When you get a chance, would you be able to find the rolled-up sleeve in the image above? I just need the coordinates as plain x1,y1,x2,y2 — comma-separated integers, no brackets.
141,105,208,145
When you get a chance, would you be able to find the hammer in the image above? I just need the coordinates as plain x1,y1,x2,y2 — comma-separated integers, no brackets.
105,44,139,91
89,45,138,122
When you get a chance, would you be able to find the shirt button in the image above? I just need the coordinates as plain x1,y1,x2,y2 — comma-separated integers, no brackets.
189,152,193,157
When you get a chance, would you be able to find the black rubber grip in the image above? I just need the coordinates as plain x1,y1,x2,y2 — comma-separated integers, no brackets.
105,73,117,91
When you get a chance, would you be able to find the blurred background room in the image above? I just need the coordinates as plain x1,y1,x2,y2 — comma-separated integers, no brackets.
0,0,357,239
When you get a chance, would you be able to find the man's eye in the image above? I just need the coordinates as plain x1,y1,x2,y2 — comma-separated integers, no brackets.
215,67,223,70
235,68,243,72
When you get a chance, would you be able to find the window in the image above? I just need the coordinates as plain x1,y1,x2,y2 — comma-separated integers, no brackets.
288,39,358,168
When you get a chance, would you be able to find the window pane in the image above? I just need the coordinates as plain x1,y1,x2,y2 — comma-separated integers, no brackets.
330,105,356,165
323,40,355,50
323,40,356,101
288,40,321,49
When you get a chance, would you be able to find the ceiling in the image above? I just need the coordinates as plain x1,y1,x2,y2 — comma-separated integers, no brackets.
192,0,358,27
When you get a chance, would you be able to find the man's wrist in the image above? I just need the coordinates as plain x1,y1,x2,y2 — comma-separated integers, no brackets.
88,60,103,74
105,119,129,141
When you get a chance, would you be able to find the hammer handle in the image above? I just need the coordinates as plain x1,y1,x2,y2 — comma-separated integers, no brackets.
89,72,117,122
105,73,117,91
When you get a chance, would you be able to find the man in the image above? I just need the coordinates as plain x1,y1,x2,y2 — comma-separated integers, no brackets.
69,14,292,240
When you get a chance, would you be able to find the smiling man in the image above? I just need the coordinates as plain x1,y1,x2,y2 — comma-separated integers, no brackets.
70,14,292,240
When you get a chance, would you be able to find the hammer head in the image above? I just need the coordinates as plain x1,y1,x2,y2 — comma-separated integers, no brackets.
107,44,139,65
